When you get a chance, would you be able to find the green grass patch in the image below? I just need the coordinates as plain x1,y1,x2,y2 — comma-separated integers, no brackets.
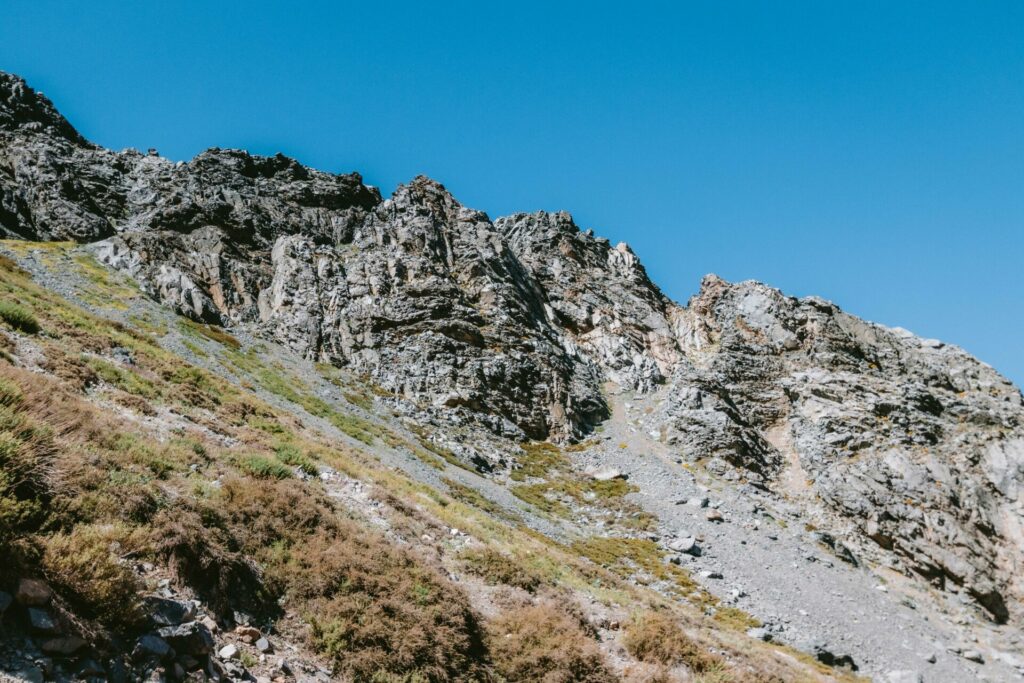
510,441,569,481
239,454,293,479
0,300,39,334
85,356,159,399
274,442,319,476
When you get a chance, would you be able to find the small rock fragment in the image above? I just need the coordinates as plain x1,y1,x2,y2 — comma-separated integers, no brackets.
28,607,60,634
41,636,87,655
218,643,239,660
77,659,105,677
145,596,197,626
590,467,626,481
235,625,261,643
255,637,272,653
667,536,701,556
705,508,723,522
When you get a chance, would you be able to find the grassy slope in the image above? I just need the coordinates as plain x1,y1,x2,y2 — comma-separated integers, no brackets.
0,241,856,682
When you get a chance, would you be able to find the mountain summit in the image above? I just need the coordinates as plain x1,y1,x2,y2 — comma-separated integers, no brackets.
1,71,1022,681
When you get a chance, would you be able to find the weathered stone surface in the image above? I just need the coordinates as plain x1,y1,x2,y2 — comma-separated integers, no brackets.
217,643,238,660
134,634,171,660
157,622,215,656
144,596,196,627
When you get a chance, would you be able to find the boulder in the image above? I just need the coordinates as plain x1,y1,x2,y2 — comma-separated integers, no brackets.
41,636,87,655
144,596,196,626
158,621,215,656
812,643,858,671
590,467,626,482
134,634,172,660
27,607,60,634
16,578,52,606
667,536,701,556
235,624,261,642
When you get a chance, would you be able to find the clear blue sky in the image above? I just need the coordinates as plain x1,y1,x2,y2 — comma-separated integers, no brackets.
3,2,1022,385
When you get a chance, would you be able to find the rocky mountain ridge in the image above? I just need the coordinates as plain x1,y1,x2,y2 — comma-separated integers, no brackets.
2,70,1023,678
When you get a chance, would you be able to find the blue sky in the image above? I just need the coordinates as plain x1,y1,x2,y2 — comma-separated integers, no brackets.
3,2,1023,385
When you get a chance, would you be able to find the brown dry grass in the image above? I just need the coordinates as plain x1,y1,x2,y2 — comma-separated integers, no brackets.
623,609,723,673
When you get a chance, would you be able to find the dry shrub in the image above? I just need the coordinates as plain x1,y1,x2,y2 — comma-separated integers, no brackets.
461,547,543,593
622,663,682,683
0,369,64,545
41,524,146,629
207,475,489,680
40,346,99,391
274,528,489,682
150,505,274,619
487,602,616,683
623,610,722,673
219,475,332,550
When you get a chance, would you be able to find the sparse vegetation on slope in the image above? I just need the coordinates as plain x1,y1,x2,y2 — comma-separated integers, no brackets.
0,243,858,682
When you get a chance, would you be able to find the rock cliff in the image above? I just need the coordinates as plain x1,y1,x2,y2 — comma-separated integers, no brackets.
1,70,1022,630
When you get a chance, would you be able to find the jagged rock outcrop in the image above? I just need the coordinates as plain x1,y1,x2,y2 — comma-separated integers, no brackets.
656,275,1024,623
497,210,683,392
1,71,1022,624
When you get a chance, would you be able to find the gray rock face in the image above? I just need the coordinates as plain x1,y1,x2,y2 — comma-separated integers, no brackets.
497,210,683,393
2,70,1023,625
652,275,1024,623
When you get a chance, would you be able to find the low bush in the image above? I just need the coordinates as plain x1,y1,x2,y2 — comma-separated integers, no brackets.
487,602,616,683
150,505,274,619
461,547,543,593
511,441,568,481
41,524,146,629
274,442,319,476
623,610,723,673
282,532,489,682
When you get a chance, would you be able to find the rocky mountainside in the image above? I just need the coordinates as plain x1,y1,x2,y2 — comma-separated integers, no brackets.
1,70,1023,682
